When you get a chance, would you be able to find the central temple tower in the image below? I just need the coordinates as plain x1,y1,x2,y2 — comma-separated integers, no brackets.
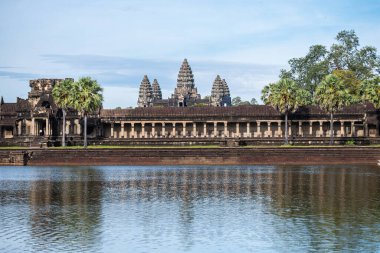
171,59,200,106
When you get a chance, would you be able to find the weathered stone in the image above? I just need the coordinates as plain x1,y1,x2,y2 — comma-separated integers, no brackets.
137,75,153,107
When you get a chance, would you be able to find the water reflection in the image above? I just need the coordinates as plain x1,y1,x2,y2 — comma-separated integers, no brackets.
0,165,379,253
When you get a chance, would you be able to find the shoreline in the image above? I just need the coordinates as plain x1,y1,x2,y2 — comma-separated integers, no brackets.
1,146,380,166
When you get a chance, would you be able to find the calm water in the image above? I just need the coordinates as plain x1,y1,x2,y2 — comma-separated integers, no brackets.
0,165,380,253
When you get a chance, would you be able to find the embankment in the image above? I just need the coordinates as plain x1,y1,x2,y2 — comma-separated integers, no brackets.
1,147,380,166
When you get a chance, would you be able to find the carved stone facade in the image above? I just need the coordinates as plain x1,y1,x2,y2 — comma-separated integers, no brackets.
152,79,162,100
210,75,232,107
137,75,153,107
136,59,216,107
1,73,380,147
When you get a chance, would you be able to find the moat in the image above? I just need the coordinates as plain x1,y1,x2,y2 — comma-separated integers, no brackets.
1,165,379,253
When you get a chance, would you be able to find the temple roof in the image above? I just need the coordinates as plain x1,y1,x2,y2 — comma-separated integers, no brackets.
100,104,376,119
152,79,162,100
0,102,17,116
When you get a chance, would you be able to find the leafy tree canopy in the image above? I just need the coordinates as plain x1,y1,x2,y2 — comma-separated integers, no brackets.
232,96,258,106
280,30,380,94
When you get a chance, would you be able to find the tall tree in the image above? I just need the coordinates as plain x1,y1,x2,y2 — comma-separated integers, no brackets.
261,78,311,144
71,77,103,148
280,45,330,95
314,74,353,145
52,78,74,147
360,76,380,107
281,30,380,94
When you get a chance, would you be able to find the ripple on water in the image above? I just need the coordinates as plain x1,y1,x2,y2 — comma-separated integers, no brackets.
0,165,380,253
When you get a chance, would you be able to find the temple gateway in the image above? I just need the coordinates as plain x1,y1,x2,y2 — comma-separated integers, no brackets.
0,59,379,146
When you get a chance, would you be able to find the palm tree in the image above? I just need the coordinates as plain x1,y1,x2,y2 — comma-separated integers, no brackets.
360,77,380,107
52,78,74,147
360,77,380,136
71,77,103,148
261,78,311,144
314,74,352,145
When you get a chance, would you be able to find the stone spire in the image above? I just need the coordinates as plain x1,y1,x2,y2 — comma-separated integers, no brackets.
210,75,231,107
172,58,200,106
152,79,162,100
222,79,230,97
177,58,195,90
0,96,3,105
137,75,153,107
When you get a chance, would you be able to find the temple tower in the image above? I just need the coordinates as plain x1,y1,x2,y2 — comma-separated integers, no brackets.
137,75,153,107
210,75,231,106
172,59,200,106
152,79,162,100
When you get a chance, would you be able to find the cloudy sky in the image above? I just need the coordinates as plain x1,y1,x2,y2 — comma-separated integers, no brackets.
0,0,379,108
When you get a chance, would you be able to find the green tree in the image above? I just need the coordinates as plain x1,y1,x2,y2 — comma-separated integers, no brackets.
282,30,380,94
71,77,103,148
232,96,242,106
280,45,330,95
314,74,353,145
261,78,311,144
360,76,380,107
250,98,258,105
52,78,74,147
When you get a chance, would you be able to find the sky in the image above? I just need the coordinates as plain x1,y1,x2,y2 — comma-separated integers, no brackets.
0,0,379,108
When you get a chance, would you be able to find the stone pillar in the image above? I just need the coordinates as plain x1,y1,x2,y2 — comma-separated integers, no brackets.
162,123,166,137
18,121,22,136
142,123,145,138
351,121,355,137
319,121,323,137
31,118,35,136
183,122,186,137
131,123,135,138
121,122,125,138
246,122,250,137
236,123,240,137
152,123,155,138
203,123,207,137
288,121,292,136
257,121,261,137
45,118,49,137
267,122,272,137
172,123,176,137
277,121,282,137
224,122,228,137
110,123,114,138
298,121,303,137
213,122,217,137
340,122,344,137
309,121,313,136
66,121,70,135
376,123,379,137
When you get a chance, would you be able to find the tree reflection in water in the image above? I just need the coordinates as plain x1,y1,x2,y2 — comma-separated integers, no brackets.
0,165,379,253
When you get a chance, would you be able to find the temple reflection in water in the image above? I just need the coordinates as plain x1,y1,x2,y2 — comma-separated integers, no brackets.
1,166,379,252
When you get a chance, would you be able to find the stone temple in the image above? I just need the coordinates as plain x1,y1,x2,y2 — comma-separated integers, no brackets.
137,58,231,107
0,59,380,147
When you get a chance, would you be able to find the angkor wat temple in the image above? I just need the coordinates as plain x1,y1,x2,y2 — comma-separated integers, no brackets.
137,59,231,107
0,59,379,147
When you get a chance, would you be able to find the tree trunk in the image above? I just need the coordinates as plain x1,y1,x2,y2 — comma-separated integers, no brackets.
330,112,334,145
84,113,88,148
62,109,66,147
285,112,288,145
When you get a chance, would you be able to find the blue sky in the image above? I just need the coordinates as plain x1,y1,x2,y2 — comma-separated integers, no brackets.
0,0,379,108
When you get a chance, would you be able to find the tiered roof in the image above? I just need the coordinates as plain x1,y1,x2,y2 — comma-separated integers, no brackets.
152,79,162,100
211,75,231,106
176,58,195,90
137,75,153,107
172,59,200,101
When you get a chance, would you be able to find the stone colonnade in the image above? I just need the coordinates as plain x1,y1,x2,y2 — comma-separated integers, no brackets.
103,119,373,138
